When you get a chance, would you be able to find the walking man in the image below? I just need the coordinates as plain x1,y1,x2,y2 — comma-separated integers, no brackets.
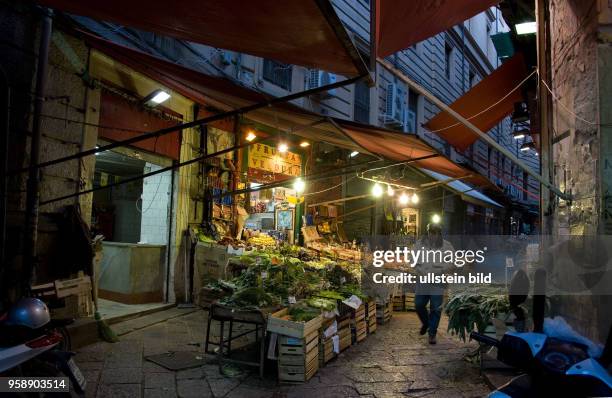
414,222,454,344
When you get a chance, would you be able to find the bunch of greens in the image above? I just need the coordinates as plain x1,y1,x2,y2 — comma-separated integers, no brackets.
305,297,337,312
445,290,510,341
220,287,279,309
288,305,321,322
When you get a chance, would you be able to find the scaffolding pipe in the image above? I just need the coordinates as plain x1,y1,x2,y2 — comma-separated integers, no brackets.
8,74,366,175
23,8,52,289
377,58,570,201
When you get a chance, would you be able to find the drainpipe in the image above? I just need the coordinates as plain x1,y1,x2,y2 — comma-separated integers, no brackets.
164,160,176,303
0,66,9,272
23,8,53,291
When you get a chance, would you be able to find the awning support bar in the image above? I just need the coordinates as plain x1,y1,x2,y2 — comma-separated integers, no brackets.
9,73,367,175
377,58,570,201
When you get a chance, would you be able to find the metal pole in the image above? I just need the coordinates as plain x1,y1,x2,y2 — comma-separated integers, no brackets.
23,8,52,289
9,74,367,175
377,58,570,201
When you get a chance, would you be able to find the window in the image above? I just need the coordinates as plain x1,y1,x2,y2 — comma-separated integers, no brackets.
263,59,292,90
445,43,453,80
353,80,370,123
407,90,419,133
469,69,477,88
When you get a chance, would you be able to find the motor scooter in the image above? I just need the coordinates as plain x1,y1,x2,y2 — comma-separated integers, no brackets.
471,269,612,397
0,298,87,395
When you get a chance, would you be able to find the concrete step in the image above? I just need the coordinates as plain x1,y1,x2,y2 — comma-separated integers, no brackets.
112,306,198,336
67,304,197,348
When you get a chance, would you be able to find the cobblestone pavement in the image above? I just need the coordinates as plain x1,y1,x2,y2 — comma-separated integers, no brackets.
75,310,491,398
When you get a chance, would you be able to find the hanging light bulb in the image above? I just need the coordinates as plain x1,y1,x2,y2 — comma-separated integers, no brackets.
411,193,420,204
432,214,441,224
399,192,409,205
278,142,288,153
387,185,394,196
245,131,256,142
372,183,383,198
293,178,305,194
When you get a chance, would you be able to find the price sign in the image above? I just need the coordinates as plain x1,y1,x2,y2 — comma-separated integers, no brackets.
288,296,297,304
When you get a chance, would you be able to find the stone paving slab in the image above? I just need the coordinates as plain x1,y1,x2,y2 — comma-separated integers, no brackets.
74,309,491,398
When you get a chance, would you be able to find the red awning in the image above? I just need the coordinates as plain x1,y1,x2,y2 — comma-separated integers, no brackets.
375,0,500,58
424,53,527,151
39,0,366,76
334,120,491,187
85,32,492,188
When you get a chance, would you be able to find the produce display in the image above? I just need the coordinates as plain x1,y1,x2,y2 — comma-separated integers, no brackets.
205,245,367,319
247,234,277,247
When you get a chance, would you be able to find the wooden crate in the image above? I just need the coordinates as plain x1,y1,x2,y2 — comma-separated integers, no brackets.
338,326,351,352
278,330,319,383
365,300,376,318
404,293,415,311
32,272,93,318
376,301,392,325
352,304,365,322
268,308,323,338
367,316,377,334
319,335,336,365
392,295,404,311
354,319,367,343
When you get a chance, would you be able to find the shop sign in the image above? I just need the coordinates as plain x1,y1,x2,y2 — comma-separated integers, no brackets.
248,143,301,177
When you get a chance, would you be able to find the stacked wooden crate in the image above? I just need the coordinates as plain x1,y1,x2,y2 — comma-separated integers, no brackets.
277,331,319,383
404,293,416,311
376,298,392,324
337,314,352,352
32,272,94,318
268,308,323,383
392,295,404,311
365,299,377,334
351,304,367,343
319,318,337,366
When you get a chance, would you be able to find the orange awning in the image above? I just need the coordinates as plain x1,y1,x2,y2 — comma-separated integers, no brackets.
38,0,366,76
375,0,500,58
424,53,527,152
84,32,493,189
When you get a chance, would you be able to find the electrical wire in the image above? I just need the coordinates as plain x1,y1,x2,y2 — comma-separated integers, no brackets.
303,176,356,196
426,69,537,133
538,74,601,127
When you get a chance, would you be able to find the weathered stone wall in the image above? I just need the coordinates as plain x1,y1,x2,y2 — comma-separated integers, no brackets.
547,0,612,343
0,3,91,299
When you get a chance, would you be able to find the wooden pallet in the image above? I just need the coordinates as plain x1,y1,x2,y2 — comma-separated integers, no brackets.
278,330,320,383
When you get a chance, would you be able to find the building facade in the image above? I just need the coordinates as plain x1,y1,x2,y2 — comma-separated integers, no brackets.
73,1,540,235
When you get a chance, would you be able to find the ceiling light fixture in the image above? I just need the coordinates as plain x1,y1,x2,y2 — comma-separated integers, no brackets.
143,89,171,107
515,21,537,35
